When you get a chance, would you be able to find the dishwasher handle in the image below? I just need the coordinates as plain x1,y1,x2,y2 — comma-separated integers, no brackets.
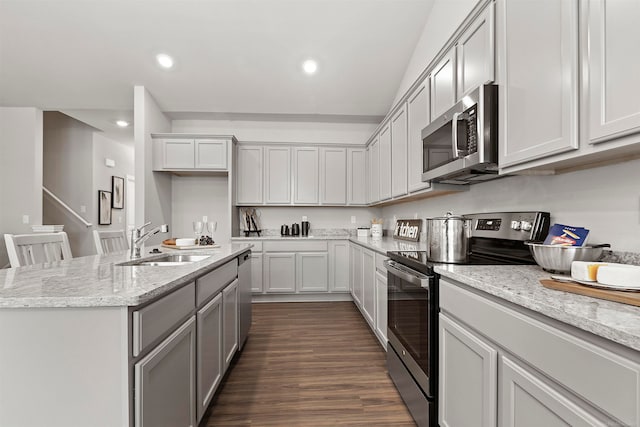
384,259,433,288
238,251,251,265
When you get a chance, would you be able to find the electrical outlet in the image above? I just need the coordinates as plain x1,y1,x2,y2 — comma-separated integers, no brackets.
302,216,308,221
414,212,418,219
202,215,208,223
351,216,356,224
118,216,122,224
22,215,29,224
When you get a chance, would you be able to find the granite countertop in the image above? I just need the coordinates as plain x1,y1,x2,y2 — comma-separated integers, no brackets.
231,228,351,240
348,236,427,255
0,243,252,308
435,264,640,352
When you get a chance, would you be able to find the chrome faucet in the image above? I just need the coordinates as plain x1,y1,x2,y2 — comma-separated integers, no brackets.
130,221,169,258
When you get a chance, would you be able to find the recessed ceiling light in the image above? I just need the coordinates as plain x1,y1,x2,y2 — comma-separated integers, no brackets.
302,59,318,75
115,120,129,128
156,53,174,69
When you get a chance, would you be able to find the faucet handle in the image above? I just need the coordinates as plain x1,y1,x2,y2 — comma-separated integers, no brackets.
136,221,152,233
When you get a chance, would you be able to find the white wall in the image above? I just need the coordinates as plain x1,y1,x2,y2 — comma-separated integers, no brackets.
392,0,480,104
171,175,230,243
92,133,135,235
0,107,43,267
381,158,640,253
172,119,378,145
42,112,96,257
134,86,172,246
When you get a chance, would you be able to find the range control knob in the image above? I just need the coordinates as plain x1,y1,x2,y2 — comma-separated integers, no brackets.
510,220,522,231
521,221,533,232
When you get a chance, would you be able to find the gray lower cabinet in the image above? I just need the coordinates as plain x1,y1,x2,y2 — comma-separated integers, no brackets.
329,240,350,292
440,278,640,427
439,313,497,427
135,316,197,427
374,270,387,346
297,252,329,292
350,243,363,306
361,248,375,326
222,279,239,372
263,252,296,292
196,293,223,422
250,252,263,293
500,355,604,427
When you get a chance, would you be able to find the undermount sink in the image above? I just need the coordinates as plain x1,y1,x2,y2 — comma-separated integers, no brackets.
118,254,211,267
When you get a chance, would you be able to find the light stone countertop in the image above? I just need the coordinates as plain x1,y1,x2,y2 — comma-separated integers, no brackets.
0,243,252,308
434,264,640,352
348,236,427,255
231,228,351,240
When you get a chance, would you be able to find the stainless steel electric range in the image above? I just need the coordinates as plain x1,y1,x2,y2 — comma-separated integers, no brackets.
384,211,550,427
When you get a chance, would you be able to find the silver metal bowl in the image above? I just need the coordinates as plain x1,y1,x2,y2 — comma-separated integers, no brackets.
525,242,610,273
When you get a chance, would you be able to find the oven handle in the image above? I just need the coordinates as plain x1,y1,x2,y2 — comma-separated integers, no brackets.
384,260,433,288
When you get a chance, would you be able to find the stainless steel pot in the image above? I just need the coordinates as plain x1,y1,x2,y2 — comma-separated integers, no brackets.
426,212,471,263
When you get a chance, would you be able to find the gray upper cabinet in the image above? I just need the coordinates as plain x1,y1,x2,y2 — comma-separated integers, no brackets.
456,2,495,98
587,0,640,144
264,146,291,204
163,139,195,169
430,47,456,120
346,148,366,205
195,139,227,169
320,147,347,205
407,78,431,193
391,105,408,198
497,0,579,168
379,123,392,201
369,137,380,203
154,138,229,171
236,145,263,205
292,147,319,205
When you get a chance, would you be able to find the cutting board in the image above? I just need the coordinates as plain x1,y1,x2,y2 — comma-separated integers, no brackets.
161,244,220,250
540,279,640,307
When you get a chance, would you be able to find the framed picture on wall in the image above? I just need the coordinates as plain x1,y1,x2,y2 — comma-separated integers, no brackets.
111,176,124,209
98,190,112,225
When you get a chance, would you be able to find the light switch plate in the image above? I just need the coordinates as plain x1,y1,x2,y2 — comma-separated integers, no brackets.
302,216,308,221
22,215,29,224
105,158,115,168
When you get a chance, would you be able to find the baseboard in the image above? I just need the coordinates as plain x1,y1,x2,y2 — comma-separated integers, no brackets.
251,293,353,303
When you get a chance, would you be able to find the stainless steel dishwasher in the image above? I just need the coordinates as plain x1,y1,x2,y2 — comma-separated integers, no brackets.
237,250,252,350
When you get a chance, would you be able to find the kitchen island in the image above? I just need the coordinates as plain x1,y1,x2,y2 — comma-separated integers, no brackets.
0,243,252,427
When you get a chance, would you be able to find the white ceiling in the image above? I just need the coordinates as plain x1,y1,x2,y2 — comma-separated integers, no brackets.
0,0,434,138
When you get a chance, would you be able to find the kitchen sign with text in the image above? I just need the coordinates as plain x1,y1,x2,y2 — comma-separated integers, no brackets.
393,219,422,242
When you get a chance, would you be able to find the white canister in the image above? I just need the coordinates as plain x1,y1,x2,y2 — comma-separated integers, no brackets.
371,223,383,238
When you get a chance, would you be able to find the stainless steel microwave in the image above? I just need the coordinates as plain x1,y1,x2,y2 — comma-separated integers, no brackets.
421,84,498,184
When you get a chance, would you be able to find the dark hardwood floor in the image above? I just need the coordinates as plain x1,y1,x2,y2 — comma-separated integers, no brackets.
203,302,416,426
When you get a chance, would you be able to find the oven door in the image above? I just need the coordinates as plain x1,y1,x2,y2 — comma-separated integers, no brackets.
385,260,437,398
